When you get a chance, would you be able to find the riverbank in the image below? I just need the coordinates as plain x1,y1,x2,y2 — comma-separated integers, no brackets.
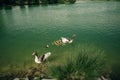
0,44,112,80
0,0,119,7
0,0,76,7
0,66,49,80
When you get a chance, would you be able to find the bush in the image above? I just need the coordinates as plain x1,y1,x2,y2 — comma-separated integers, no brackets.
48,45,106,80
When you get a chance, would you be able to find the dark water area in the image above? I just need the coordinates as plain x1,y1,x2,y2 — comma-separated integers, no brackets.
0,1,120,79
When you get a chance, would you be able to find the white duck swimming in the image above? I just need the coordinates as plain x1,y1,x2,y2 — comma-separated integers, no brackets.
53,34,76,46
61,37,73,44
32,51,51,64
62,34,76,44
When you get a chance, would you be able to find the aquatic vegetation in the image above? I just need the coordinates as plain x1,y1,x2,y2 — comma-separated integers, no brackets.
48,44,106,80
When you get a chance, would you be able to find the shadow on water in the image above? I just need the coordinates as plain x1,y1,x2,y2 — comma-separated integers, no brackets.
20,5,26,9
28,4,40,7
20,5,40,9
0,6,12,10
0,13,6,33
3,5,12,10
0,7,3,10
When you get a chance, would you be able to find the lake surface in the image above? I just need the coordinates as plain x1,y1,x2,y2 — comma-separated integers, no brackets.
0,2,120,72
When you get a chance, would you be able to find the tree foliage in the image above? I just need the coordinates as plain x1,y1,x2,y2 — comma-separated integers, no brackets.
0,0,77,6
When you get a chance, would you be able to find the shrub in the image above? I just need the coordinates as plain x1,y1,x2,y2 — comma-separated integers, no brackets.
48,45,106,80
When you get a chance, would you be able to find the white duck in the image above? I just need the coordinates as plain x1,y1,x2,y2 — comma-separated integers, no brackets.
53,34,76,46
61,34,76,44
32,51,51,64
61,37,73,44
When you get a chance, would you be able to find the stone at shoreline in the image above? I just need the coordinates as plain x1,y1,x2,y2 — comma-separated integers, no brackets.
14,77,29,80
13,77,57,80
42,79,57,80
97,75,111,80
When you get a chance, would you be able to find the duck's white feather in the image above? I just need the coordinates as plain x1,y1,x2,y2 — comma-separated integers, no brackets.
33,52,51,64
43,52,51,60
61,37,73,44
61,37,69,43
68,39,73,43
35,55,42,63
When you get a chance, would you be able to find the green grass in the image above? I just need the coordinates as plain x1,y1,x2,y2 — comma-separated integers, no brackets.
48,44,106,80
0,44,109,80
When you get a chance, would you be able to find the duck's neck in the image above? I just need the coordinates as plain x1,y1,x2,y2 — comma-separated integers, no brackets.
34,52,38,59
34,54,41,63
68,39,73,43
35,55,38,59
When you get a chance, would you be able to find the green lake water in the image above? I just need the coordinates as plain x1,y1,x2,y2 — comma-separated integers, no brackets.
0,1,120,73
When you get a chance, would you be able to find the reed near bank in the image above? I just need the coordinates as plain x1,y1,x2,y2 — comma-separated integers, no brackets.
48,44,107,80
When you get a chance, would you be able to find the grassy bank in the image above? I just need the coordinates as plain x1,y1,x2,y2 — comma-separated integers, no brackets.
48,44,109,80
0,44,111,79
